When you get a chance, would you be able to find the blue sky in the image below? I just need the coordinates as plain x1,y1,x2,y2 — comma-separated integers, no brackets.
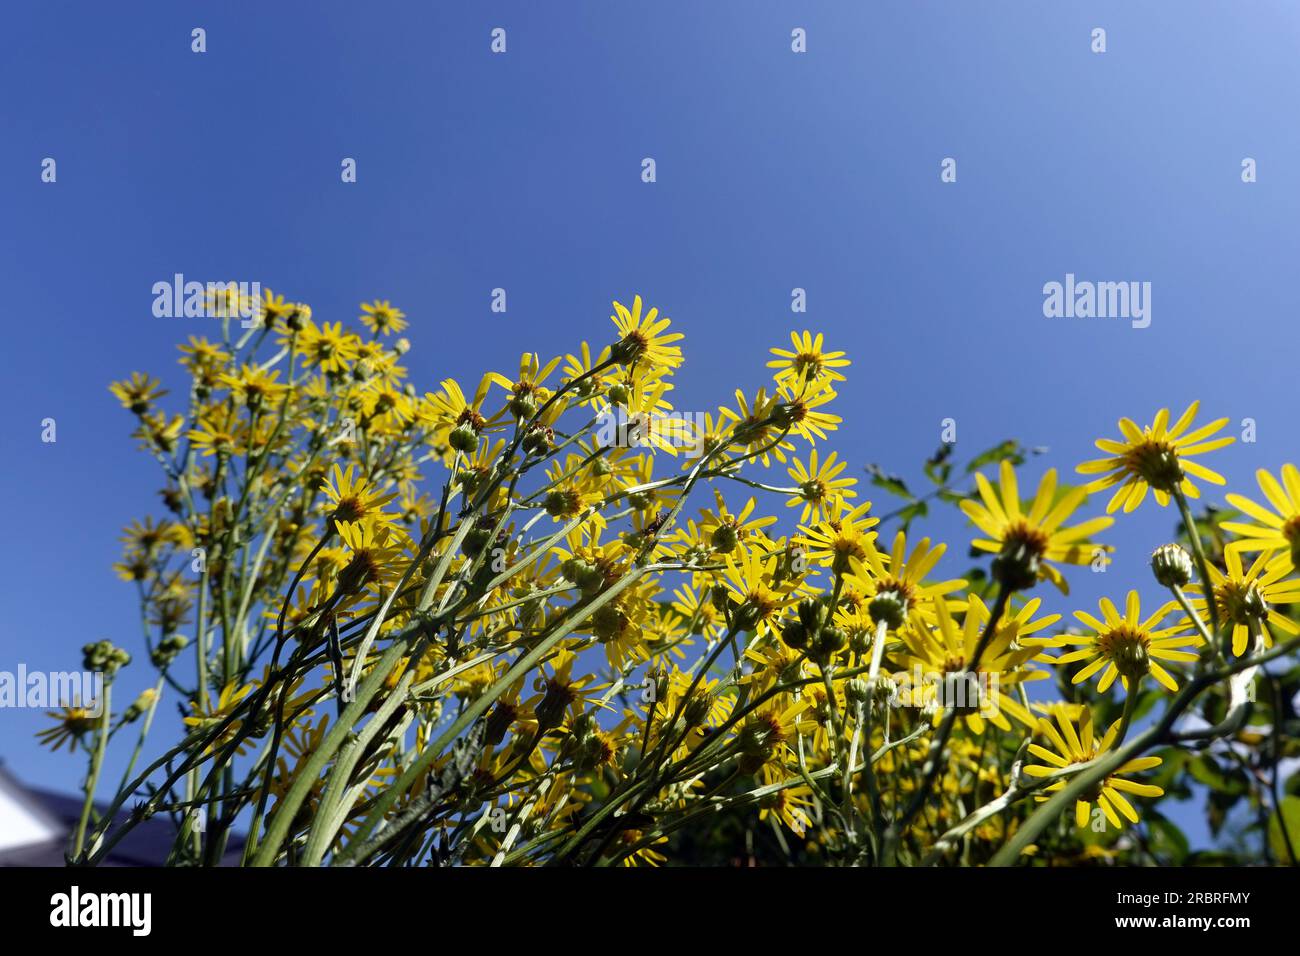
2,2,1298,851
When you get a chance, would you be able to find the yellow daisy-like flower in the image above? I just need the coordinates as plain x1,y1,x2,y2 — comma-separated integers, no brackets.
720,387,794,466
36,705,101,753
488,352,562,419
109,372,167,414
787,449,857,524
734,699,811,775
218,363,289,409
721,547,801,637
894,596,1048,735
797,499,880,573
767,330,849,387
183,682,258,756
258,288,293,328
756,776,817,837
335,518,406,596
696,490,777,555
960,461,1113,594
847,530,966,631
774,380,842,444
298,319,359,374
610,295,683,371
359,299,407,336
419,373,500,455
177,336,230,371
1222,464,1300,571
322,463,398,529
1186,547,1300,656
1076,400,1234,513
1023,704,1163,830
1051,590,1200,693
187,406,242,457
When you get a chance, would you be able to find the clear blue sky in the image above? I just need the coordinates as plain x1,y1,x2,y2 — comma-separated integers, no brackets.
2,1,1298,851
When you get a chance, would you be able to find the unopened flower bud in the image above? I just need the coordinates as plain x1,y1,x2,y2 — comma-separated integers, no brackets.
1150,543,1194,589
710,524,739,553
607,382,631,406
448,422,479,454
781,618,808,650
868,590,907,630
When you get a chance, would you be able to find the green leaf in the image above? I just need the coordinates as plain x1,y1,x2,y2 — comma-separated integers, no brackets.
864,464,913,501
964,440,1024,474
1187,754,1249,796
894,500,928,532
1268,795,1300,863
924,445,953,486
1144,810,1189,864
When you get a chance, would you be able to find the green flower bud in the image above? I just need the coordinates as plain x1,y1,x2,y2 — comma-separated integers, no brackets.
780,618,808,650
868,590,907,630
448,422,479,454
710,523,739,553
510,394,538,420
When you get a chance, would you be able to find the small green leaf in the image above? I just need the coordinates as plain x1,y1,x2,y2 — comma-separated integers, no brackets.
1268,795,1300,863
964,440,1024,474
865,464,913,501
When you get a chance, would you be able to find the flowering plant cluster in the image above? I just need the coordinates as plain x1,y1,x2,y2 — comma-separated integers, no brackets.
55,291,1300,866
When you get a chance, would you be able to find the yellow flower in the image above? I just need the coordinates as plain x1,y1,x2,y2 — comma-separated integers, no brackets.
775,379,842,444
1222,464,1300,571
36,705,101,753
1023,704,1163,830
134,411,185,453
757,778,817,836
183,682,258,756
335,518,406,596
298,319,359,374
218,363,288,409
610,295,683,370
419,373,500,458
734,700,810,774
696,490,777,555
177,336,230,370
1186,547,1300,655
894,596,1048,734
767,330,849,387
187,406,243,457
322,463,398,529
561,341,616,408
798,499,880,573
1077,400,1234,513
848,530,966,631
787,449,857,524
109,372,167,414
359,299,407,336
258,289,293,328
487,353,561,419
721,547,801,637
1051,590,1200,693
960,461,1113,593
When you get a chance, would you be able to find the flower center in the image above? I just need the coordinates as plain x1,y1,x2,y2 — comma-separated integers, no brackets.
1218,581,1269,625
1097,625,1151,678
1124,439,1184,491
1003,521,1051,559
